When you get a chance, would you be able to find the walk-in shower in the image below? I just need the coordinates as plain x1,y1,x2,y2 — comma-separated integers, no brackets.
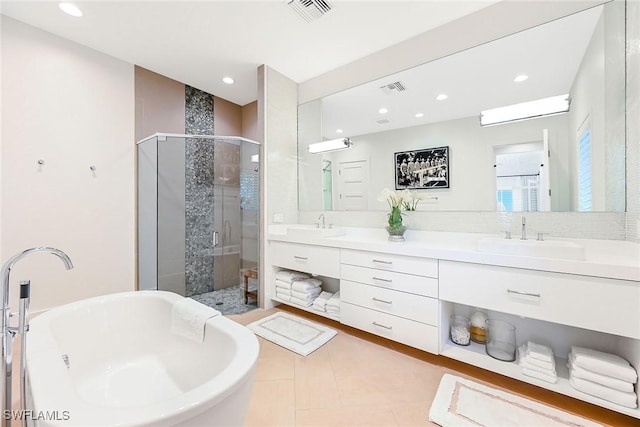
137,134,260,314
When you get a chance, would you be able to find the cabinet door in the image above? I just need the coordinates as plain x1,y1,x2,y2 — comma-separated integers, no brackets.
440,260,640,339
270,241,340,277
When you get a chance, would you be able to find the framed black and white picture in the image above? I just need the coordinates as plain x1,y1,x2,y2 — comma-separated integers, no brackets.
394,146,449,189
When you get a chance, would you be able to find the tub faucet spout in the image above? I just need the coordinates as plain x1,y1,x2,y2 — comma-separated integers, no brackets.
0,247,73,425
521,216,527,240
318,213,325,229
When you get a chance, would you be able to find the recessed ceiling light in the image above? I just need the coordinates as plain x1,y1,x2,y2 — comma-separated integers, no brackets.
336,129,343,134
436,94,448,101
514,74,529,83
415,113,424,118
378,108,388,114
222,77,235,84
58,2,83,17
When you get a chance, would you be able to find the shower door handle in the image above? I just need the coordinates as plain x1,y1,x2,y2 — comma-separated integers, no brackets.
213,231,219,247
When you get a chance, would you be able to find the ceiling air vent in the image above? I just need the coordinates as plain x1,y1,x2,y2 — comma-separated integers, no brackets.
380,81,407,95
376,119,390,125
287,0,333,23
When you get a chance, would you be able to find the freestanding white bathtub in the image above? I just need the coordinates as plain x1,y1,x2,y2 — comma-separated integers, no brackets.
25,291,259,427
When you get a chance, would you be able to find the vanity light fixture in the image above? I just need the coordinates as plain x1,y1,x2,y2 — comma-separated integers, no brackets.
222,77,235,84
436,94,448,101
415,113,424,118
250,154,259,163
480,94,570,127
378,108,388,114
308,138,352,154
58,2,83,17
514,74,529,83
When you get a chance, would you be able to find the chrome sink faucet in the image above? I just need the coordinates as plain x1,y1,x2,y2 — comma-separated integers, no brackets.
521,216,527,240
317,213,325,229
0,247,73,425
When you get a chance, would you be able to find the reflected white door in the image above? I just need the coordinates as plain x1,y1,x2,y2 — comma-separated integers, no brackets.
337,160,369,210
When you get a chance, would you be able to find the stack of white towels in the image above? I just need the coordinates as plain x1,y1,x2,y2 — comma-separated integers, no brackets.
312,291,340,316
518,341,557,384
274,269,322,308
568,346,638,409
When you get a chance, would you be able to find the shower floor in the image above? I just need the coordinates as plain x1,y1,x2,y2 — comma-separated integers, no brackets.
191,284,257,315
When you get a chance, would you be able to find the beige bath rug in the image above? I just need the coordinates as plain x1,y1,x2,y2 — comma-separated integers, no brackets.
429,374,603,427
247,311,336,356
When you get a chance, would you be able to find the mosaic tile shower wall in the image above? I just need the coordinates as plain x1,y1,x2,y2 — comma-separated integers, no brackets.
185,86,216,296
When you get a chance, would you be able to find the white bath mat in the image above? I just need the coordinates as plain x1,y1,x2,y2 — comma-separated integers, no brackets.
247,312,336,356
429,374,603,427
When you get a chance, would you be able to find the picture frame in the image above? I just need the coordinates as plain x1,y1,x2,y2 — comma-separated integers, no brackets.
394,146,449,189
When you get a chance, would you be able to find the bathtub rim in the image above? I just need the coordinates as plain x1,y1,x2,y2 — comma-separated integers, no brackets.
26,290,259,427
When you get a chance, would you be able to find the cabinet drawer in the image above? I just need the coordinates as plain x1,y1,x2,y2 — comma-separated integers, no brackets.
341,302,439,354
440,261,640,339
341,264,438,298
341,280,438,325
341,249,437,278
270,241,340,277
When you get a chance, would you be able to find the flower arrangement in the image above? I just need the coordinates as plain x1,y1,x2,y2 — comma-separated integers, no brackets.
377,188,426,241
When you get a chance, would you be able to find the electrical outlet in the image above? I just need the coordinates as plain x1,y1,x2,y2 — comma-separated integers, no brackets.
273,213,284,223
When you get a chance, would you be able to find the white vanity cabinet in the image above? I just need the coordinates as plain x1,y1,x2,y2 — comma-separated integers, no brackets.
270,241,340,277
339,249,440,353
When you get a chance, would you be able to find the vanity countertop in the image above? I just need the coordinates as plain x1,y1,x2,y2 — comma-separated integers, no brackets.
268,225,640,282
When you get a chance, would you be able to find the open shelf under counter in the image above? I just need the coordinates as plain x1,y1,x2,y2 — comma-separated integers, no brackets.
440,339,640,419
271,297,340,322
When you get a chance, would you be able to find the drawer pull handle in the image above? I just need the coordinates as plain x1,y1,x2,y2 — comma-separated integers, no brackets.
293,256,308,260
372,297,392,304
372,321,393,330
372,277,392,283
372,259,393,265
507,289,541,298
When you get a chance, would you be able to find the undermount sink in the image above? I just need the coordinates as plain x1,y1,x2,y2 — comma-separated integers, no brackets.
286,225,345,239
476,237,586,260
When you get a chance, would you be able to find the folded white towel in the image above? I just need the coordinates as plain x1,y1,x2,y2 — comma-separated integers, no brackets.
570,376,638,408
313,291,333,310
275,280,292,290
291,288,321,301
518,345,556,375
275,288,291,296
312,305,326,312
526,341,554,364
522,366,558,384
326,291,341,308
275,270,309,283
290,295,313,307
326,306,340,314
571,346,638,384
276,291,291,302
171,298,220,343
568,354,635,393
291,279,322,292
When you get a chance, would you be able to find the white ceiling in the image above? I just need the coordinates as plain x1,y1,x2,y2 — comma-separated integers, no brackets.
319,4,604,139
0,0,500,106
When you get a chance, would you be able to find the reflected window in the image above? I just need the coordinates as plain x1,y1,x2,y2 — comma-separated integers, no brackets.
578,127,592,212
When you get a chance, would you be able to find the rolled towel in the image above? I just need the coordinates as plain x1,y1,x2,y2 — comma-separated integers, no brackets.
291,278,323,292
571,346,638,384
568,354,635,393
276,291,291,302
570,376,638,409
275,270,309,283
291,288,321,301
522,366,557,384
290,295,313,308
275,280,292,290
326,291,341,308
526,341,554,364
171,298,220,343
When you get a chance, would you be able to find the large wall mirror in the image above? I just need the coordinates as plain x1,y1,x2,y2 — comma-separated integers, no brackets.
298,0,626,213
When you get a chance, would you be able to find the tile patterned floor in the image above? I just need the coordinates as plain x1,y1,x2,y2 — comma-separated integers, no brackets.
192,284,258,315
228,307,637,427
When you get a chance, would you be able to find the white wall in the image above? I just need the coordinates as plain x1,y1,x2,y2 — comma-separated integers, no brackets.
1,17,135,312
